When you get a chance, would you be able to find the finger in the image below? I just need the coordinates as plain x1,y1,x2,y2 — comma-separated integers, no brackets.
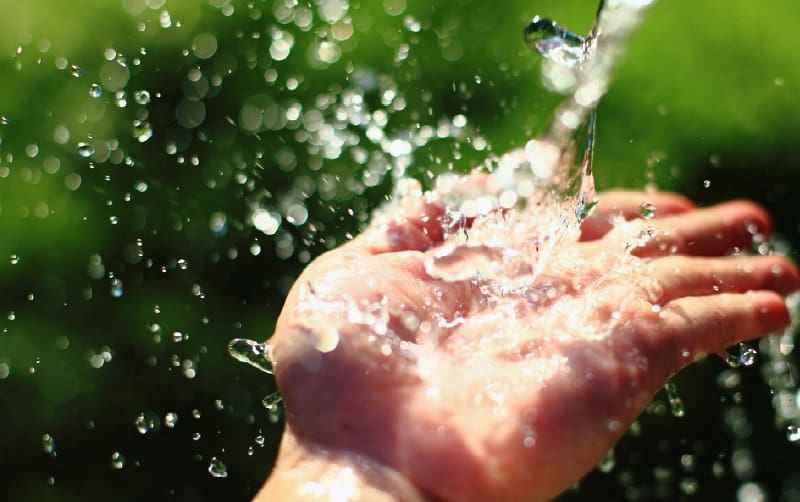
609,200,773,257
580,191,695,241
350,172,491,254
658,290,790,361
352,196,447,254
647,255,800,304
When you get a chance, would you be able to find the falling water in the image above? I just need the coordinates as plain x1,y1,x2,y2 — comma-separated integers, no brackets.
422,0,657,286
227,338,275,375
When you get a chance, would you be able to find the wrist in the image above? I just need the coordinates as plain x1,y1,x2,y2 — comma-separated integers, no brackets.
256,429,428,502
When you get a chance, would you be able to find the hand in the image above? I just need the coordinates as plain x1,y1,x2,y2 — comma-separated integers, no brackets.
258,188,799,501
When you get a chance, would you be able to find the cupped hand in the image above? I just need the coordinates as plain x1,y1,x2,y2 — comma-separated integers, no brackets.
263,188,799,502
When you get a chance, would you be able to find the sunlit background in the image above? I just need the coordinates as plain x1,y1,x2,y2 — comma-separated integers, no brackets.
1,0,799,500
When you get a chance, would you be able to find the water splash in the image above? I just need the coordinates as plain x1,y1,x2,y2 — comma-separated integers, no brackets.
227,338,275,375
424,0,657,286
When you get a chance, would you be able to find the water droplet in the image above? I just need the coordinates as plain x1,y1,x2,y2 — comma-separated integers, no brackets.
703,179,711,188
524,16,587,68
254,434,265,447
208,457,228,478
134,90,151,104
77,142,95,158
716,369,741,391
664,380,685,418
739,344,758,367
134,411,160,434
110,278,124,298
680,477,699,495
639,200,656,219
70,64,84,77
41,433,56,456
0,116,9,125
597,447,615,473
262,391,282,412
110,451,126,469
227,338,274,374
787,425,800,442
132,120,153,143
164,412,178,428
404,15,421,32
10,255,20,265
89,84,103,98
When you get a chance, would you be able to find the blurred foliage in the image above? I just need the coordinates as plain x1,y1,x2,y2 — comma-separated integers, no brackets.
0,0,798,501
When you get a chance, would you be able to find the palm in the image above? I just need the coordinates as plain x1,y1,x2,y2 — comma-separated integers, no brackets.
270,191,796,501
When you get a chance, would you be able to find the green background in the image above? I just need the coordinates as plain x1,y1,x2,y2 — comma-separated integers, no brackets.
1,0,799,500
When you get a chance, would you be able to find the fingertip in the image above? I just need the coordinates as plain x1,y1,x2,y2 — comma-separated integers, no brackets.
767,256,800,295
751,289,792,334
717,200,774,238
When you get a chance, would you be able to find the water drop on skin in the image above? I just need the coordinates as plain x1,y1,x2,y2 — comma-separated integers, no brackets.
227,338,275,374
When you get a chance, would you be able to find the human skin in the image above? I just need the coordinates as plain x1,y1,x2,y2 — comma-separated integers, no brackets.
254,189,799,501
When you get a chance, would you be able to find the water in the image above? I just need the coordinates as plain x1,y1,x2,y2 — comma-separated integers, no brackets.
207,457,228,478
2,0,799,500
664,379,686,418
110,451,126,470
524,16,588,69
421,0,656,287
227,339,275,375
